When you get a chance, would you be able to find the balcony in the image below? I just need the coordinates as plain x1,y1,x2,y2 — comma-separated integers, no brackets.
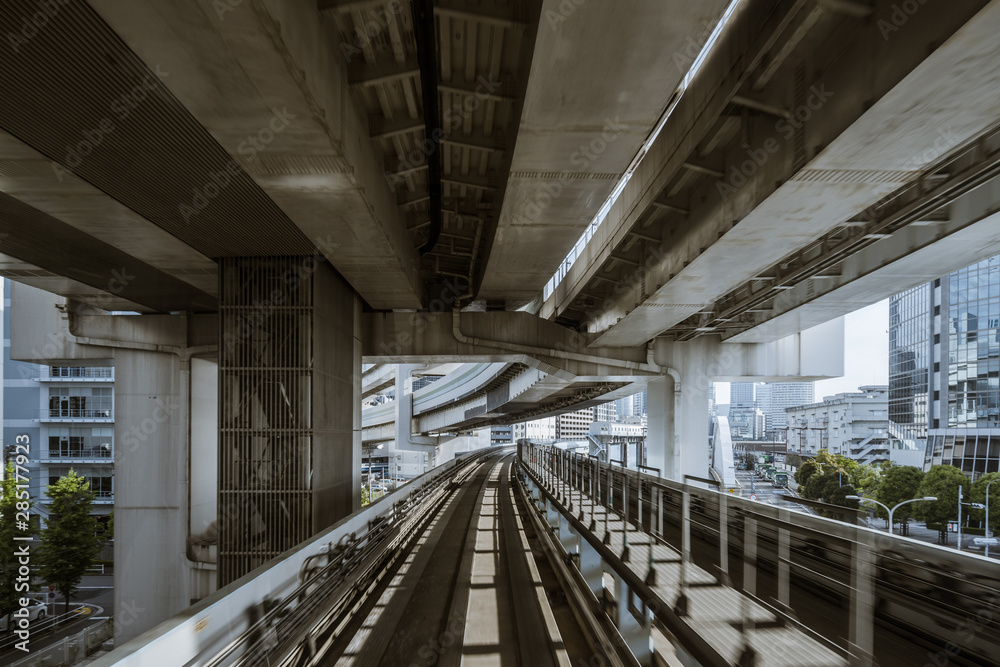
37,448,113,464
36,367,114,382
34,409,113,423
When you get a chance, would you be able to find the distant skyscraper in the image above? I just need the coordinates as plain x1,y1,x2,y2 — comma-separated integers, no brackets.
889,283,931,442
594,401,617,422
767,383,814,440
730,382,756,408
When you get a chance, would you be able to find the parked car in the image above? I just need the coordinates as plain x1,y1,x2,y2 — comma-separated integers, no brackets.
0,600,48,631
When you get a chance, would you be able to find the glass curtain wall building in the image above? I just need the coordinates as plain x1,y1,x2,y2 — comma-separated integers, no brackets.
895,256,1000,476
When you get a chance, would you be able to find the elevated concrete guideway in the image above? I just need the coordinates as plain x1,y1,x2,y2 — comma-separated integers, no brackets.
543,0,1000,346
5,0,1000,655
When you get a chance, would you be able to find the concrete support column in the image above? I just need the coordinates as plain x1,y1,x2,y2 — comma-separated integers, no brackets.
114,349,189,642
646,370,710,482
392,363,437,464
579,540,604,597
218,257,360,585
613,573,653,666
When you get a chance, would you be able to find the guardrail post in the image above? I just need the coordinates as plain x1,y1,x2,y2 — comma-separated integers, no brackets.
740,516,757,665
604,467,612,546
777,509,791,613
849,530,875,667
718,492,730,587
622,471,630,563
657,487,663,536
674,489,690,616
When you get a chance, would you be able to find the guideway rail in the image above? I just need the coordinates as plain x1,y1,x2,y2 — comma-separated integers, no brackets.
518,441,1000,667
519,442,848,667
89,447,505,667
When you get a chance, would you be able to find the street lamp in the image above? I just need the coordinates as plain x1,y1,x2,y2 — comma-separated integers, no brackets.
987,479,998,558
846,495,937,535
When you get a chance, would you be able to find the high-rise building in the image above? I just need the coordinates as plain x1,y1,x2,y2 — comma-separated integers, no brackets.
594,401,617,422
895,255,1000,475
889,283,931,442
730,382,756,408
767,383,815,440
2,282,115,527
556,408,593,439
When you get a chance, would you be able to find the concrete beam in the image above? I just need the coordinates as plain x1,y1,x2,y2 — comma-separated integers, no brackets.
362,311,655,379
549,0,996,347
478,0,732,308
652,321,845,382
730,170,1000,343
87,0,422,309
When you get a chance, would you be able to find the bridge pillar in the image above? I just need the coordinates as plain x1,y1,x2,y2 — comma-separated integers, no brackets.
578,539,604,597
112,348,192,642
646,366,710,482
218,257,360,586
612,573,653,665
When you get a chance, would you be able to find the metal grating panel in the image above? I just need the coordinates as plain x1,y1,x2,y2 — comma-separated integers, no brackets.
218,257,315,585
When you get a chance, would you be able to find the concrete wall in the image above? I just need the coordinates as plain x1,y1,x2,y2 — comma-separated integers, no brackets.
311,263,362,524
114,349,189,642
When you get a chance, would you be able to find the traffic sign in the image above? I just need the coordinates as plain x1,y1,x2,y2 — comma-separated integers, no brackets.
749,493,758,501
969,503,986,509
974,537,999,546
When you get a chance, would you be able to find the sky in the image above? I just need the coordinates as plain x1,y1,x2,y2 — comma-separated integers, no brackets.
714,299,890,404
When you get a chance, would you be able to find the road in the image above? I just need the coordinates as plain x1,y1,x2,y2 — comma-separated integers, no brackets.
733,468,813,514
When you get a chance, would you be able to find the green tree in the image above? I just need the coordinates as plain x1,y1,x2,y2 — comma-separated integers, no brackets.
916,465,968,545
824,483,861,521
795,459,821,487
37,470,104,616
851,463,883,496
971,472,1000,536
0,462,32,633
874,465,925,534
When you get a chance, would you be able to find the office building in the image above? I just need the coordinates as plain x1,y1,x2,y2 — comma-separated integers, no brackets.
3,282,114,527
556,408,593,439
900,255,1000,475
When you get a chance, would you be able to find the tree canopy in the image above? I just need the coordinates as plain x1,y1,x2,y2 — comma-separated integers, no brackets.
971,472,1000,535
916,465,968,527
37,470,104,616
874,465,926,526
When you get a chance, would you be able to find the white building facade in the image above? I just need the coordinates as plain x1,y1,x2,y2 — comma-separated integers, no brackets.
784,385,920,465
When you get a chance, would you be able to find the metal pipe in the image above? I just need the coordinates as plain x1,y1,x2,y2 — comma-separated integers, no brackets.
452,309,658,372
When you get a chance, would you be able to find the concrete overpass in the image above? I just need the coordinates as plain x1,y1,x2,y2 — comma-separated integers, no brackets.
2,0,1000,653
